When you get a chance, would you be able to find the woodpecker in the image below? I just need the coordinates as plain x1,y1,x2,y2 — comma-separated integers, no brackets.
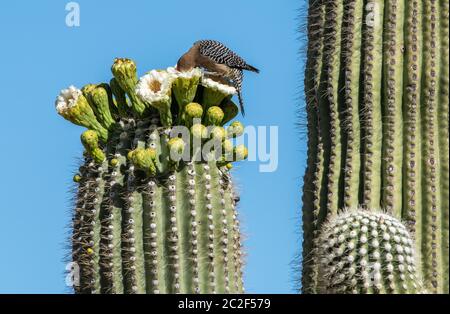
176,40,259,116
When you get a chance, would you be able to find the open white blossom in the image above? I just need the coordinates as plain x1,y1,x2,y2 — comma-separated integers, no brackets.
136,70,173,103
167,66,202,79
55,85,82,114
201,76,237,95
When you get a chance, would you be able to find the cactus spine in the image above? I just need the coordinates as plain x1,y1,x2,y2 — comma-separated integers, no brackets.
301,0,449,293
57,59,247,294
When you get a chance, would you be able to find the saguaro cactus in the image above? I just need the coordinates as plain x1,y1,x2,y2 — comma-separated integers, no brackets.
57,58,248,294
301,0,449,293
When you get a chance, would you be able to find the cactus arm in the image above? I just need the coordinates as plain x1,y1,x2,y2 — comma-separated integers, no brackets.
439,0,449,294
421,0,442,293
381,0,405,217
341,0,363,210
402,0,424,277
361,0,384,209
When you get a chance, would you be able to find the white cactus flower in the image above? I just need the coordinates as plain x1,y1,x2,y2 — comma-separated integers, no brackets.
55,85,82,114
167,66,202,79
136,70,173,104
201,76,237,95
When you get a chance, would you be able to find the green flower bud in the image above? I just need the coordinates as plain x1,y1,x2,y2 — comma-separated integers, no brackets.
226,163,233,170
82,83,116,130
227,121,245,138
129,147,157,176
110,158,119,167
204,106,224,126
81,130,105,163
210,126,227,141
55,86,108,142
184,102,203,127
111,58,138,92
222,139,234,155
73,174,82,183
167,137,186,162
81,130,100,151
191,124,208,140
91,147,106,164
233,144,248,161
221,99,239,125
111,58,146,116
81,84,96,97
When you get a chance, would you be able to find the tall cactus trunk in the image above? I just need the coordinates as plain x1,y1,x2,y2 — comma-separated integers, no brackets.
72,124,243,294
301,0,449,294
57,59,248,294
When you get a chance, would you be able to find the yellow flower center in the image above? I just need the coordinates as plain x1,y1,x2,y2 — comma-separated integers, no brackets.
148,79,162,93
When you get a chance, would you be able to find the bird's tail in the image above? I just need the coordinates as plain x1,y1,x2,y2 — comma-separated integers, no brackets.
238,91,245,116
244,64,260,73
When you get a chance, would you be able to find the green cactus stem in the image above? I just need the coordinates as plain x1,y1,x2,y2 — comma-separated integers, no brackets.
59,58,248,294
301,0,449,294
316,209,424,294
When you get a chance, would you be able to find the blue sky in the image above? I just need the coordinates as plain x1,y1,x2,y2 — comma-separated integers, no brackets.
0,0,307,293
